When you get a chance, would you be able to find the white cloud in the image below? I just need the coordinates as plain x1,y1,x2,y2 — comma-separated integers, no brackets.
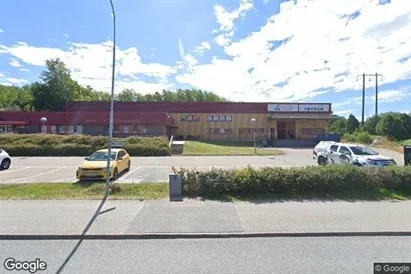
178,0,411,102
193,42,212,54
63,33,69,38
263,0,269,4
0,75,27,86
0,28,3,33
213,0,254,46
213,0,254,32
0,72,5,77
9,58,22,68
0,40,178,93
19,68,31,72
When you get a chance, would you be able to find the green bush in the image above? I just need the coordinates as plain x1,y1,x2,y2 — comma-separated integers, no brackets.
178,165,411,197
343,130,374,144
0,133,170,156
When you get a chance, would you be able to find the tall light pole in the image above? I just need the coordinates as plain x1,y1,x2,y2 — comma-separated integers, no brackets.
40,117,47,134
251,118,256,153
105,0,116,196
357,72,383,125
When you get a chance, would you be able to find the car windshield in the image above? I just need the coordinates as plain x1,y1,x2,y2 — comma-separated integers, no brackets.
87,151,116,161
349,146,378,156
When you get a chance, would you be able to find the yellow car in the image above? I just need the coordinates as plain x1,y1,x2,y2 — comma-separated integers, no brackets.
76,148,131,181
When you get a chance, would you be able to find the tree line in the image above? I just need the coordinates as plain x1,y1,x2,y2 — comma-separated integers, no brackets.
330,112,411,141
0,58,228,112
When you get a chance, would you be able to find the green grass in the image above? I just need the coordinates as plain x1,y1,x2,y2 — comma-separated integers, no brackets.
1,183,409,201
0,182,169,200
182,141,284,156
191,188,411,202
398,139,411,146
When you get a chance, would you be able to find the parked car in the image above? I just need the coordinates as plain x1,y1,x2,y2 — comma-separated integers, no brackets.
76,148,131,181
0,148,11,170
313,141,336,165
316,142,397,167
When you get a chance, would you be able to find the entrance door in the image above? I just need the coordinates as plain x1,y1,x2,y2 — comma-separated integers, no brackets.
277,122,286,139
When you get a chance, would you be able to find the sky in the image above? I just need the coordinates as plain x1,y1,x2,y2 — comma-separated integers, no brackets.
0,0,410,118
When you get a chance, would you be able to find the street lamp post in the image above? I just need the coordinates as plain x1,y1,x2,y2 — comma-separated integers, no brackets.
251,118,256,153
105,0,116,196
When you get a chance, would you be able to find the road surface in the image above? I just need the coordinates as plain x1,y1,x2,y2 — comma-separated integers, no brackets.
1,237,410,274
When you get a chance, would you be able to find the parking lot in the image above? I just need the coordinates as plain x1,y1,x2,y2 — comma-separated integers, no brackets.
0,148,404,184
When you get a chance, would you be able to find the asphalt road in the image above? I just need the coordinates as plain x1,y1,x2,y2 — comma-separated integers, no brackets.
0,148,404,184
1,237,410,274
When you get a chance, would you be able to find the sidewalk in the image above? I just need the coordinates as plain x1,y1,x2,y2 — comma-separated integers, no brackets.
0,199,410,236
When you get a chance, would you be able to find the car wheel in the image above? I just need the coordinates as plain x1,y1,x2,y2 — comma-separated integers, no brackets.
318,156,327,166
0,158,11,170
126,161,131,171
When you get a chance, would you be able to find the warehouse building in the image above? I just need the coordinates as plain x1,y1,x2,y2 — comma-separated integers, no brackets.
0,101,336,141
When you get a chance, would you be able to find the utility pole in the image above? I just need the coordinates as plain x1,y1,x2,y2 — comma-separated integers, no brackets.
357,73,383,125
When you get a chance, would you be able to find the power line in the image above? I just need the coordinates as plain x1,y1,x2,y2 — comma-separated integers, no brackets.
356,73,383,126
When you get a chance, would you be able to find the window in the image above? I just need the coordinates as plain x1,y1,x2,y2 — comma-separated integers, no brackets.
213,116,219,121
187,116,193,121
219,128,225,134
194,116,200,121
180,115,187,121
226,116,232,121
50,125,57,134
124,126,129,134
133,126,139,134
68,125,75,134
76,125,83,134
339,146,351,155
219,116,225,121
117,151,125,159
330,145,338,152
58,125,65,134
239,128,265,136
226,128,233,135
206,116,213,122
142,127,148,134
114,125,120,133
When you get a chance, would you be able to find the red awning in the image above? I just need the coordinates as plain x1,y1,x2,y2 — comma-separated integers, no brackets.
0,121,28,125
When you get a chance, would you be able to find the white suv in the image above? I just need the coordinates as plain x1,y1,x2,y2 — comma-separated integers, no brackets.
316,143,397,167
0,148,11,170
313,141,336,165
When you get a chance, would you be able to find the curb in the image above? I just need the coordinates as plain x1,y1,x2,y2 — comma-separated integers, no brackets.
1,231,411,240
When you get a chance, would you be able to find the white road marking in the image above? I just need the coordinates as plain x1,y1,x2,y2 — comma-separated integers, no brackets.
9,167,66,184
0,167,31,174
117,167,141,182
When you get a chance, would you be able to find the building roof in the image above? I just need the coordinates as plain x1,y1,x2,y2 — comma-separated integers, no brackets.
66,101,333,114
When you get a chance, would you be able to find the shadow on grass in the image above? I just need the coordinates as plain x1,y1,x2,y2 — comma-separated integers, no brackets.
184,189,411,204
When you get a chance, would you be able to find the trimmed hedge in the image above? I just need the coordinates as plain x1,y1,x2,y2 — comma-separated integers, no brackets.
0,134,171,156
178,165,411,197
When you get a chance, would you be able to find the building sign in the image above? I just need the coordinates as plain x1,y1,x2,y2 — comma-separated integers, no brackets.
298,104,330,112
267,104,298,112
267,103,330,112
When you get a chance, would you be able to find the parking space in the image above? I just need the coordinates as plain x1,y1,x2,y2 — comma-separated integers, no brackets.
0,147,404,184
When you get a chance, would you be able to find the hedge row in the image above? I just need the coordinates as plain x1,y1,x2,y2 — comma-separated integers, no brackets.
178,165,411,197
0,134,171,156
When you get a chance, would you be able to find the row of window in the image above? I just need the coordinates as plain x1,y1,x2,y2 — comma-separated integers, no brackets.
180,115,233,122
239,128,265,135
180,115,201,122
45,125,149,135
206,128,233,135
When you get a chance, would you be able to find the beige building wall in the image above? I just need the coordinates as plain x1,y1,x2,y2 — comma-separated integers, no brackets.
171,112,331,141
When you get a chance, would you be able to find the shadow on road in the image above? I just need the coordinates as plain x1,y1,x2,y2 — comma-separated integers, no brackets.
56,194,115,274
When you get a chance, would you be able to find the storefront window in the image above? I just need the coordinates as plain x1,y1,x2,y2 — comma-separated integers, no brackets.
124,126,129,134
68,125,75,134
75,125,83,134
50,125,57,134
58,125,65,134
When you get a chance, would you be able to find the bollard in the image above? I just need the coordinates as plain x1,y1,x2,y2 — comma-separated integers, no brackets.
169,174,183,201
404,145,411,166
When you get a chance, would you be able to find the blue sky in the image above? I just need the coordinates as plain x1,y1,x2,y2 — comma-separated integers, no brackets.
0,0,410,118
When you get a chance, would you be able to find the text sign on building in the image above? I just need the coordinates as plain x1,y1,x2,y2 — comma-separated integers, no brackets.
298,104,330,112
267,104,299,112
